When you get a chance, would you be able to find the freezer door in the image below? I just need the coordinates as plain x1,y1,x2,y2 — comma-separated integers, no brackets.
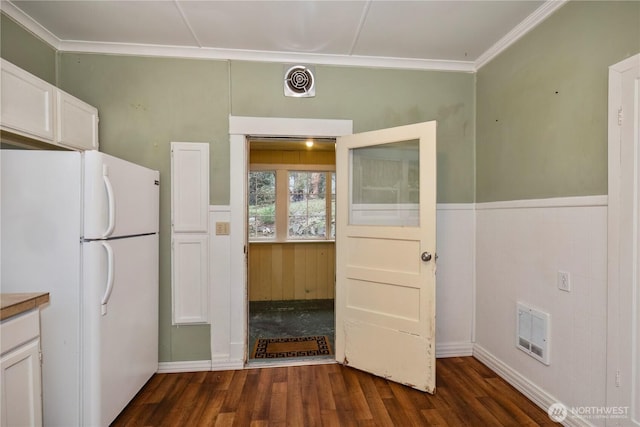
83,151,159,239
82,235,159,426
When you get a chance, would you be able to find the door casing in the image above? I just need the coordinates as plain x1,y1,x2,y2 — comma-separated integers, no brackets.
227,116,353,364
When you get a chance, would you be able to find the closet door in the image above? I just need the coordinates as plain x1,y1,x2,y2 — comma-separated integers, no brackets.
171,142,210,324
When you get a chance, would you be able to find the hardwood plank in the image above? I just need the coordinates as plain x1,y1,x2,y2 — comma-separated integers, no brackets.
269,381,288,424
249,368,273,422
112,357,555,427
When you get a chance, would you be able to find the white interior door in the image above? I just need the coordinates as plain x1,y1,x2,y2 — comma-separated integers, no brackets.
335,121,437,393
607,54,640,426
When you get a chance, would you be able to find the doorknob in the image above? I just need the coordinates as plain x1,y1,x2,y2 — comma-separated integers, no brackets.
421,252,432,262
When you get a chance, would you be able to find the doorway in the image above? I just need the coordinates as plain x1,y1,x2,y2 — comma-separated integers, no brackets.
246,136,337,363
227,116,353,367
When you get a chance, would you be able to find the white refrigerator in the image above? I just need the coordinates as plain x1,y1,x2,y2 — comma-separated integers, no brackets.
1,149,159,426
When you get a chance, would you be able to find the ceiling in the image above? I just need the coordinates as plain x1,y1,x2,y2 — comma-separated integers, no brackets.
2,0,566,72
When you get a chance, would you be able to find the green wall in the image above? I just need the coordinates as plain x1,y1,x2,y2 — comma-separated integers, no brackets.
56,55,474,362
476,1,640,202
59,54,230,362
0,13,56,85
231,62,475,203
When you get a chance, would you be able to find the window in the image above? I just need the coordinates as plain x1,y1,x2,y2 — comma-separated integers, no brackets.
248,168,335,242
288,171,335,239
248,171,276,239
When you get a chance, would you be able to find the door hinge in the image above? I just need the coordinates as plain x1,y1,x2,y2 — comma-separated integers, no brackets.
618,106,623,126
616,369,621,387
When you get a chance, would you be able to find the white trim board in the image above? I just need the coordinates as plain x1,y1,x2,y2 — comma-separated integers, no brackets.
157,360,212,374
474,0,568,70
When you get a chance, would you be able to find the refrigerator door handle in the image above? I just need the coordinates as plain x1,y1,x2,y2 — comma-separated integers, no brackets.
102,165,116,238
101,241,115,316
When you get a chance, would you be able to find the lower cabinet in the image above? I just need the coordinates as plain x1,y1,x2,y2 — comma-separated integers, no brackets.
0,310,43,427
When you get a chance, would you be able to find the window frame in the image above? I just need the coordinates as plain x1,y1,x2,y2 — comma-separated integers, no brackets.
249,163,335,243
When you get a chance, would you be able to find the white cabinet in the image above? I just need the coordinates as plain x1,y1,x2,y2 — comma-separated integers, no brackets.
172,234,209,324
0,59,55,143
171,142,210,324
0,59,99,151
56,90,99,151
0,310,43,427
171,142,210,233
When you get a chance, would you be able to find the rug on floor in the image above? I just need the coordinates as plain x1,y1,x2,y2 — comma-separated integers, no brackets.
252,336,332,359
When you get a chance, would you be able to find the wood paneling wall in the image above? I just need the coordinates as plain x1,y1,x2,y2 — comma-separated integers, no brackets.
249,242,335,301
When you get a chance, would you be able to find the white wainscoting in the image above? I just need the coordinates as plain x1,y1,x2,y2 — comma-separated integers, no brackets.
434,203,475,357
475,196,607,427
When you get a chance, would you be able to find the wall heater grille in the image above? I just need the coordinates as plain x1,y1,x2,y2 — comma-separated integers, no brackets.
516,303,550,365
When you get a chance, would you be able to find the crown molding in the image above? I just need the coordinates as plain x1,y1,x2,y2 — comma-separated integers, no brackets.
0,0,61,50
474,0,569,70
57,40,476,72
2,0,565,73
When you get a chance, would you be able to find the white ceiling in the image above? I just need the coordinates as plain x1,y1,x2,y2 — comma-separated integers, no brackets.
2,0,566,72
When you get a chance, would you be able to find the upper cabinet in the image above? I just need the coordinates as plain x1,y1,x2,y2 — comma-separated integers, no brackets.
0,59,99,151
56,90,99,151
0,59,55,143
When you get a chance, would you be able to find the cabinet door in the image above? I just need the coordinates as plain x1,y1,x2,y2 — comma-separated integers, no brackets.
56,90,99,151
0,59,55,142
171,142,209,233
0,339,43,427
172,234,209,324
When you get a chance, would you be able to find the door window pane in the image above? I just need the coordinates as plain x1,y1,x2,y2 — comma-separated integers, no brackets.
248,171,276,239
350,139,419,226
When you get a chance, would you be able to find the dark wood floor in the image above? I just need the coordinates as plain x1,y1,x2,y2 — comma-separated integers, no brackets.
111,357,558,426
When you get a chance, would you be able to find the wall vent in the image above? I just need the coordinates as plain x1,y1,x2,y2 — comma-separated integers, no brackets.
284,65,315,98
516,303,550,365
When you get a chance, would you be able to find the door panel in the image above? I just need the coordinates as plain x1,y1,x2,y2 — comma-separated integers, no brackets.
336,121,436,393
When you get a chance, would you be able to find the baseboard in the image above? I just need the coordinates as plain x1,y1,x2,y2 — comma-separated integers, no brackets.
211,358,244,371
436,341,474,358
157,360,212,373
473,344,592,427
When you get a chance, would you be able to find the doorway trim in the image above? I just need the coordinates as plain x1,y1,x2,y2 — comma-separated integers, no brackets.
606,54,640,425
227,116,353,364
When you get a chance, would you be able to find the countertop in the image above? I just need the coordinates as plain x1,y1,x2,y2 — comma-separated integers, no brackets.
0,293,50,321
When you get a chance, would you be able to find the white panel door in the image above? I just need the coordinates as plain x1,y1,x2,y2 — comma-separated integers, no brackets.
607,54,640,426
82,234,159,427
171,142,210,233
83,151,160,239
336,121,437,393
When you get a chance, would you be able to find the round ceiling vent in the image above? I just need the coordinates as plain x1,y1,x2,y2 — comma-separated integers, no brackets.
284,65,315,97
